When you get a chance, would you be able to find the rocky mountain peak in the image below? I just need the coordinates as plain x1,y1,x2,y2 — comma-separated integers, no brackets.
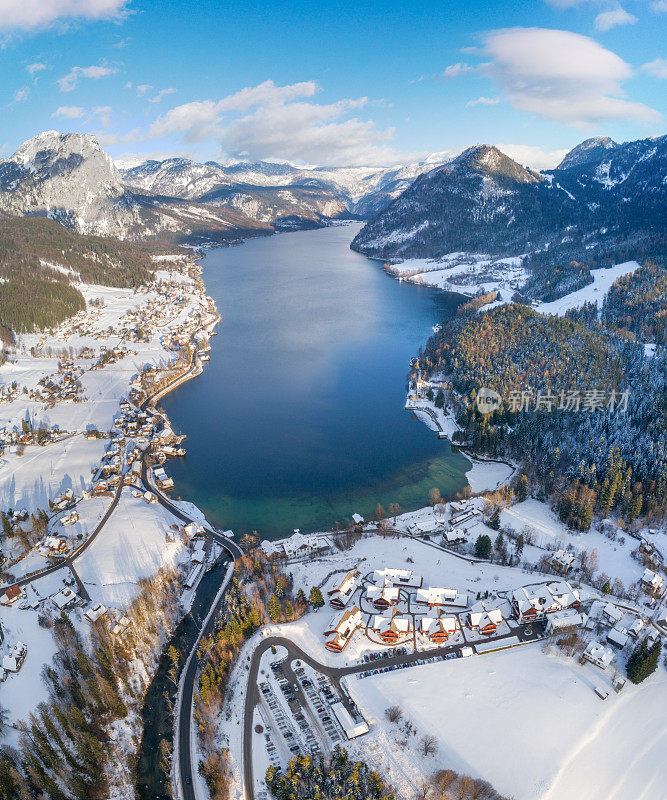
450,145,542,184
557,136,619,171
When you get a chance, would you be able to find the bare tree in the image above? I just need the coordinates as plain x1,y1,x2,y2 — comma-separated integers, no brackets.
421,733,438,757
385,705,403,723
415,777,431,800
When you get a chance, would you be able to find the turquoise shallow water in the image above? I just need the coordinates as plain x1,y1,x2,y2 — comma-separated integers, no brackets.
162,223,471,538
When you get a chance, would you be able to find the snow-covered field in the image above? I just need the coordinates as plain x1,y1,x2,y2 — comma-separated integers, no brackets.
347,644,667,800
75,492,189,608
386,251,528,303
536,260,640,317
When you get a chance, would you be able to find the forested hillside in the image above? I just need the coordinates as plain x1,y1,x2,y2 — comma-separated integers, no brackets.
0,215,156,333
602,261,667,345
419,304,666,529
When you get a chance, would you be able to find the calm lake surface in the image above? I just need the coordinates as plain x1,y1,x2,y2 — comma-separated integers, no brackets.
162,223,471,537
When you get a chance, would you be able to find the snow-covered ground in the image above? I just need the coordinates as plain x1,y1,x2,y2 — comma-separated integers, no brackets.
346,644,667,800
75,492,189,608
536,260,640,317
386,251,528,304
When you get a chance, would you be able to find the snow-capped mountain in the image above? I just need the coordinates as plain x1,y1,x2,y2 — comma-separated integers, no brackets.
119,152,457,221
0,131,141,237
0,132,272,242
351,137,666,274
556,136,619,170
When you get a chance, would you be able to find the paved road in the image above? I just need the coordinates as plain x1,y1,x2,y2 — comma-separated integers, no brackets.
7,478,125,591
242,624,541,800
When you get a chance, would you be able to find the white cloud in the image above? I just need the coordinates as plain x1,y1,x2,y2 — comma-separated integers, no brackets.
651,0,667,10
57,63,118,92
480,27,659,126
144,80,396,166
26,62,46,76
90,105,112,127
441,63,475,79
13,86,28,102
594,8,637,31
0,0,129,32
641,57,667,79
136,83,152,96
495,143,570,170
148,87,176,104
466,96,500,107
51,105,85,118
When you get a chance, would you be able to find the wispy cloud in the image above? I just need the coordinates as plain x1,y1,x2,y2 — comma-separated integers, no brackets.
0,0,131,32
495,142,570,170
148,87,176,104
641,57,667,79
26,62,47,76
441,63,476,79
594,8,637,31
13,86,29,103
57,63,118,92
51,105,86,119
466,96,500,108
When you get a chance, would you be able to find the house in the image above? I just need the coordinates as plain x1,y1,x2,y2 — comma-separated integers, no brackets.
282,531,320,558
372,608,412,642
408,519,444,536
545,609,586,635
607,627,630,649
3,642,28,674
84,603,107,623
421,612,458,642
551,549,575,574
39,536,69,556
602,603,624,626
511,581,580,623
442,528,466,546
626,617,644,638
641,568,665,597
143,491,158,504
583,641,614,669
372,568,422,588
1,585,22,605
112,615,131,636
351,513,364,526
467,600,504,635
52,588,78,610
324,606,362,652
260,539,282,558
415,586,468,609
153,467,174,490
366,579,400,610
328,569,361,609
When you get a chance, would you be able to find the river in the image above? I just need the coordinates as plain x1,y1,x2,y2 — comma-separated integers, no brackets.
162,223,471,538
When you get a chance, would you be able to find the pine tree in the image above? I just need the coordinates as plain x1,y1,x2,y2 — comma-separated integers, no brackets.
488,508,501,530
626,637,661,684
267,593,281,622
309,586,324,609
515,474,529,502
474,534,492,559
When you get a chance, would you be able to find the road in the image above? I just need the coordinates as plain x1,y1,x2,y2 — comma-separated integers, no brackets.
242,623,542,800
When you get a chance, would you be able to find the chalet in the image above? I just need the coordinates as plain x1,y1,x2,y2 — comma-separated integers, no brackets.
511,581,580,623
372,568,422,588
39,536,68,556
153,467,174,490
112,615,131,636
143,491,158,504
551,549,575,574
627,618,644,638
60,510,79,526
583,641,614,670
351,513,364,527
2,642,27,673
421,612,458,642
641,568,665,597
260,539,282,558
328,569,361,609
1,585,22,605
408,519,444,536
324,605,362,652
415,586,468,609
602,603,624,626
545,609,586,635
366,579,400,610
372,608,412,642
467,600,504,635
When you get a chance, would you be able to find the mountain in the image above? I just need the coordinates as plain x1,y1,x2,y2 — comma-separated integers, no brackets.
119,153,457,223
556,136,619,170
351,136,666,298
0,132,272,243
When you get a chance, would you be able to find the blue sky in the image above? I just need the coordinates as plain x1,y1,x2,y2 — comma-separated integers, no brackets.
0,0,665,169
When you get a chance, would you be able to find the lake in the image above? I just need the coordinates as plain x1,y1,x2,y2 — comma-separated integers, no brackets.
162,223,471,538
